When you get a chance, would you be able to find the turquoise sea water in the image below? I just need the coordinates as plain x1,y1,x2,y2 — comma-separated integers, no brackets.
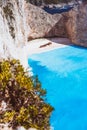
28,46,87,130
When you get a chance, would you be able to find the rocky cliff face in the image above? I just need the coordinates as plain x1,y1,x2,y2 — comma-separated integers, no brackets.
27,3,68,40
0,0,31,68
27,2,87,47
65,3,87,46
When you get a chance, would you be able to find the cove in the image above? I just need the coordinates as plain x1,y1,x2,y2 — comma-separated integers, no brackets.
28,45,87,130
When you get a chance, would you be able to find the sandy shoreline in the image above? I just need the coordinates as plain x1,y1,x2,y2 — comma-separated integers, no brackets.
19,38,71,70
25,38,71,56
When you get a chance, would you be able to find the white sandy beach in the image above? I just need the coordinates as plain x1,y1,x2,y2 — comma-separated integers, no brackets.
18,38,71,71
25,38,71,55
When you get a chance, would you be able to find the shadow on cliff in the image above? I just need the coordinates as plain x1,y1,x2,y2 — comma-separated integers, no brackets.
44,17,68,38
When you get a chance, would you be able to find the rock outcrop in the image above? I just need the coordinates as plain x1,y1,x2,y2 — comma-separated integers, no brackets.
27,3,68,40
65,3,87,47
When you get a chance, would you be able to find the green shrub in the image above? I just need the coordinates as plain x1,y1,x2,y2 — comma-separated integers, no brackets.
0,59,54,130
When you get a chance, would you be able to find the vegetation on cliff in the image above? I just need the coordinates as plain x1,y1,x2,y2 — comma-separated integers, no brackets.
26,0,73,5
0,59,54,130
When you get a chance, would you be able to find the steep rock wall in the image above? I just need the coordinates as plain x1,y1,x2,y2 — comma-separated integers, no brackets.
27,2,87,47
27,3,68,39
65,3,87,47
